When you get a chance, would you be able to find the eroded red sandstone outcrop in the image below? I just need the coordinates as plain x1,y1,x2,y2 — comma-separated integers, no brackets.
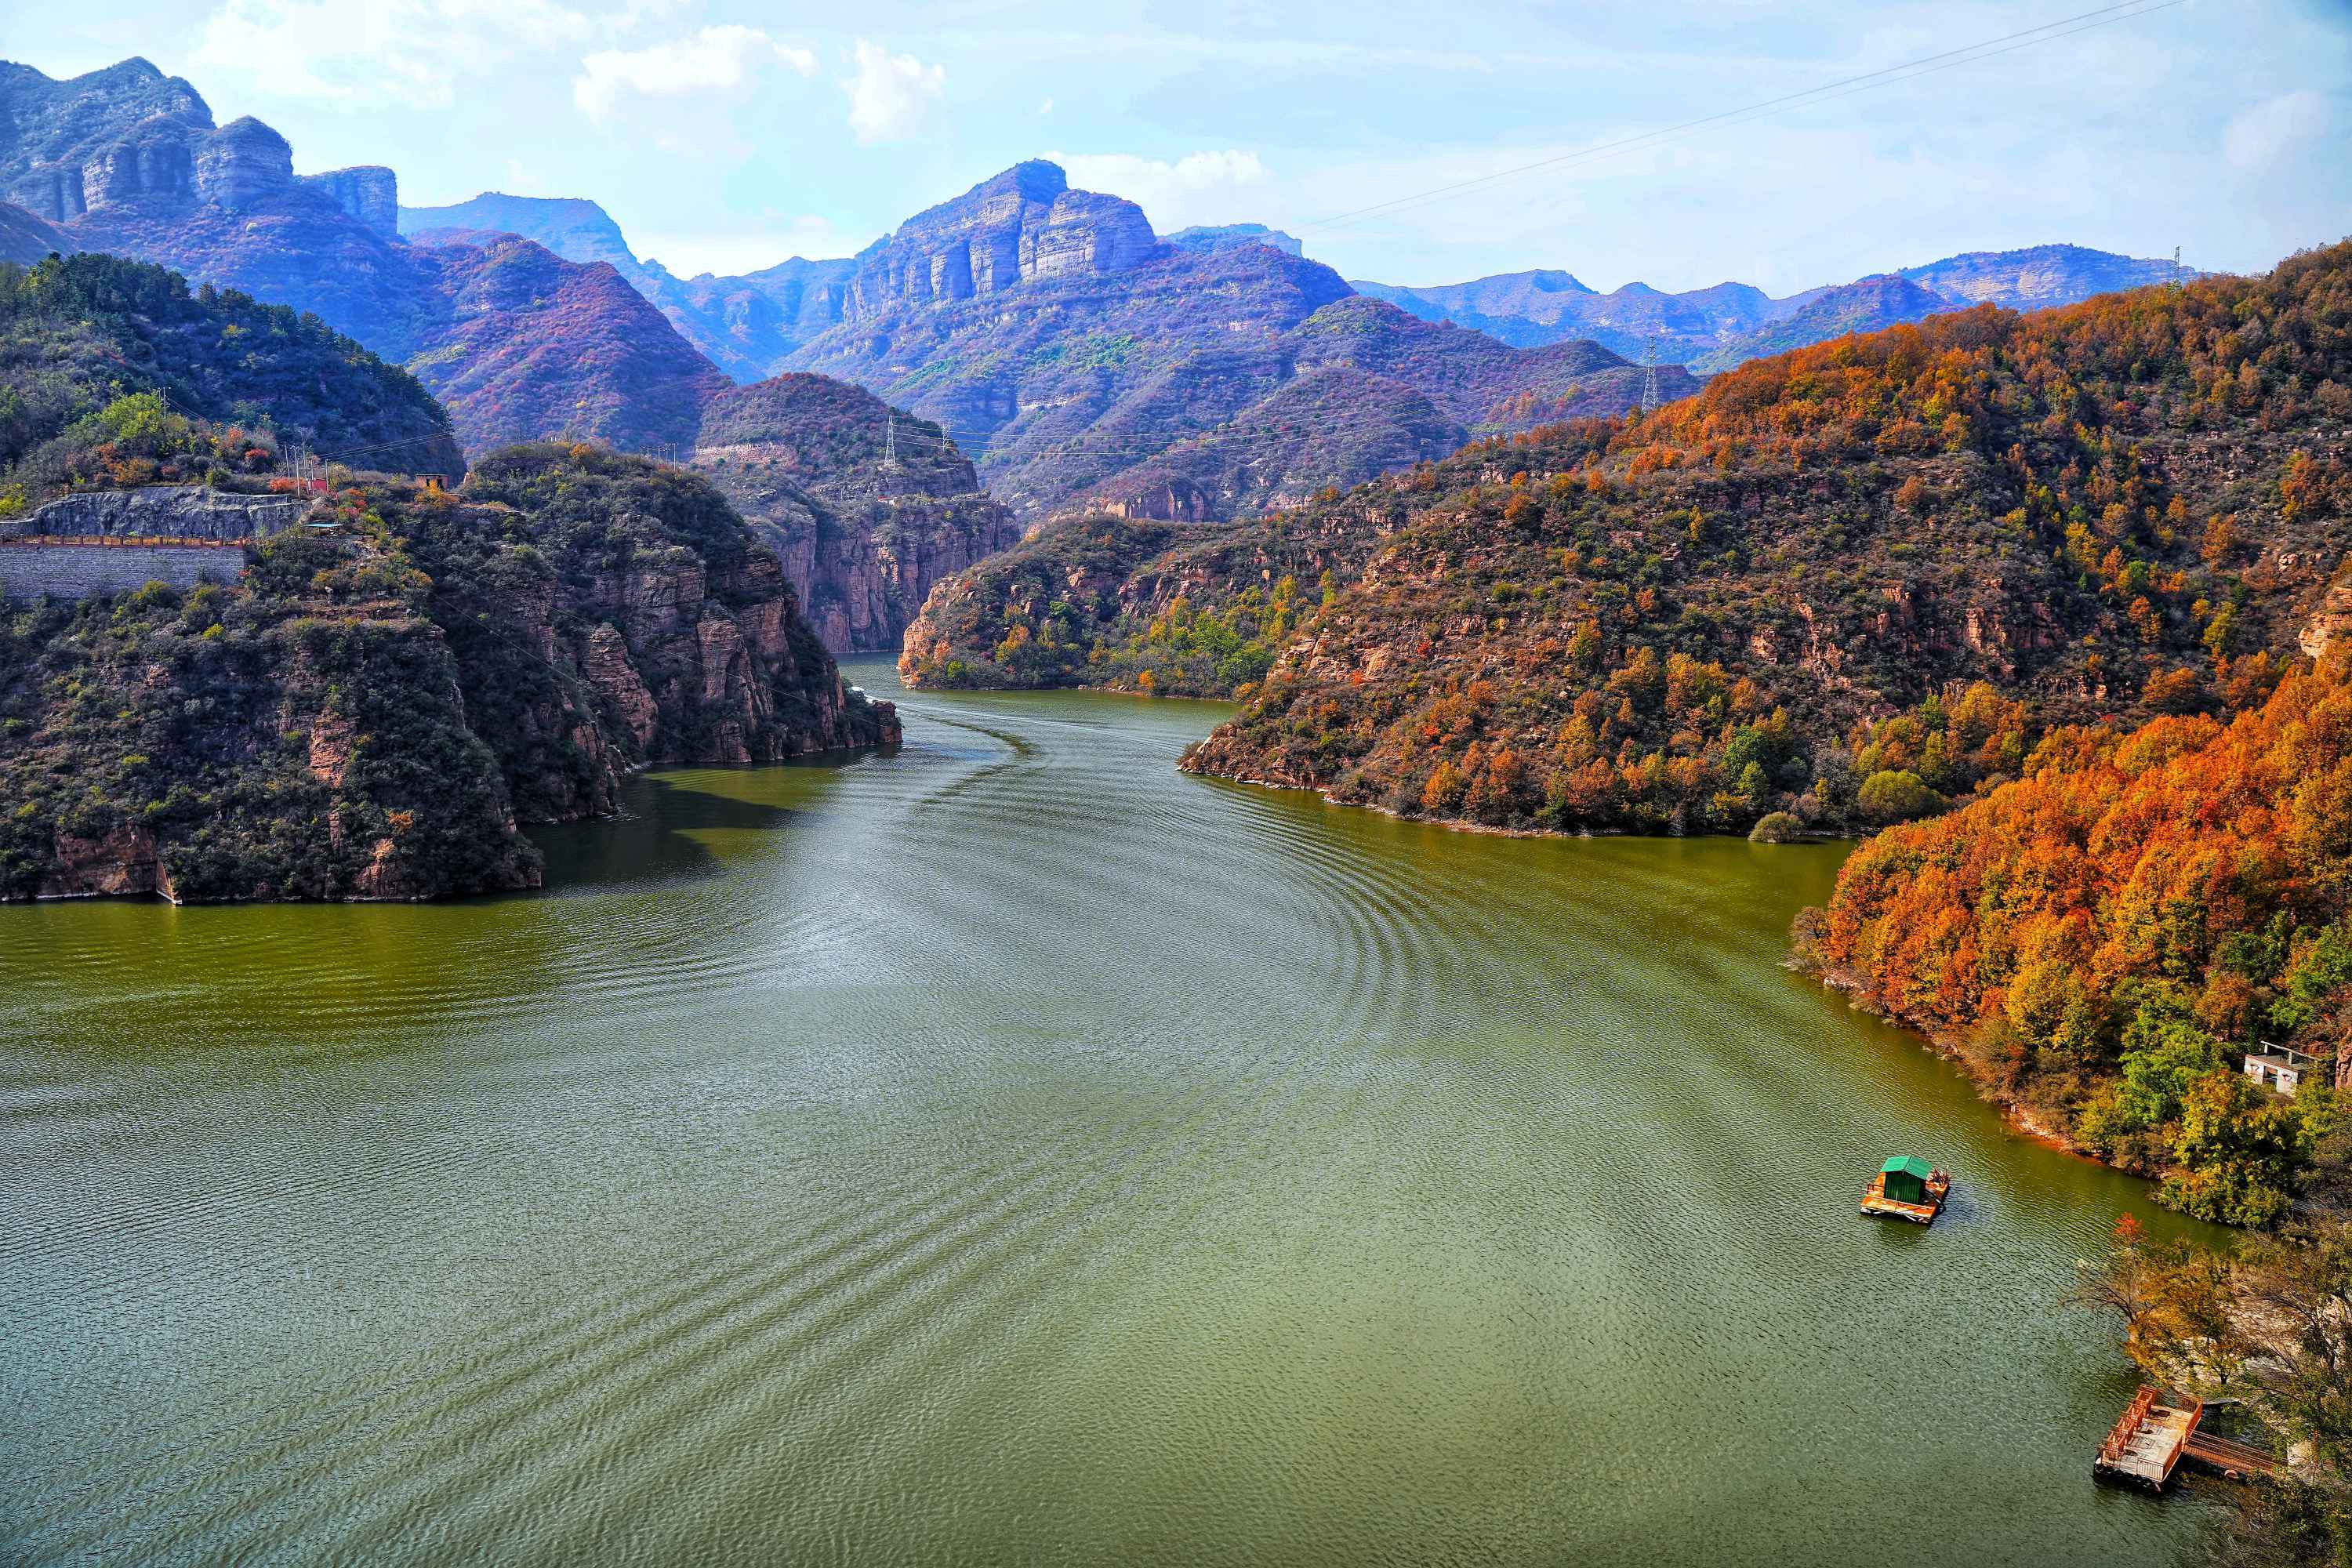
693,375,1022,653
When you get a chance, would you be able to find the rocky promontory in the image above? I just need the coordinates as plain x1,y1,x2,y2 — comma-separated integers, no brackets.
0,447,897,903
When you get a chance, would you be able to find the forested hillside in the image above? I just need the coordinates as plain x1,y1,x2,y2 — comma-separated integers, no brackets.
0,251,462,487
1174,241,2350,837
1805,652,2352,1225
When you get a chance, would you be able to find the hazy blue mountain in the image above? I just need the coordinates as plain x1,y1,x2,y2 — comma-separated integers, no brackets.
1690,274,1960,372
1355,243,2188,370
399,192,637,270
1166,223,1305,257
1896,243,2186,306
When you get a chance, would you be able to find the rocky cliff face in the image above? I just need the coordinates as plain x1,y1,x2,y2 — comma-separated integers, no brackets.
190,115,292,211
0,60,293,222
302,165,397,235
691,374,1022,652
842,161,1157,320
454,445,900,771
1,56,210,219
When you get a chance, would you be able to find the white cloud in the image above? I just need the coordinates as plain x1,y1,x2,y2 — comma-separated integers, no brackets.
574,26,815,120
1049,150,1269,231
841,40,945,143
195,0,591,107
2223,90,2332,169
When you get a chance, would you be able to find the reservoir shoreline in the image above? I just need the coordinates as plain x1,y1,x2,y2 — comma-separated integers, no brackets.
0,655,2219,1566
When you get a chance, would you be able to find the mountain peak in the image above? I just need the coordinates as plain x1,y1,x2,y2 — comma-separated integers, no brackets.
895,159,1075,239
849,158,1154,319
53,56,164,83
989,159,1070,202
1526,268,1591,293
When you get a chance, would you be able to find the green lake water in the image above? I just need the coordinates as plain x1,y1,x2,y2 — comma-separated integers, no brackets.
2,656,2217,1566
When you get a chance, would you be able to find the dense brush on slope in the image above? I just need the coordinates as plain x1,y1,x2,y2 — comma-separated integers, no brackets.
1178,241,2352,836
899,503,1399,699
402,238,729,456
0,251,460,485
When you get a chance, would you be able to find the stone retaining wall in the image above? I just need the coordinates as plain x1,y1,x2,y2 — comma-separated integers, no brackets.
5,488,307,544
0,543,245,600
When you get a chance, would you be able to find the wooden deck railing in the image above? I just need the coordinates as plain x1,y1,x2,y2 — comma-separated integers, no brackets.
2101,1387,2159,1462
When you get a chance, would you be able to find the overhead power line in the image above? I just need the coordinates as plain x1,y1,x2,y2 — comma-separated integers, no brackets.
1295,0,2189,234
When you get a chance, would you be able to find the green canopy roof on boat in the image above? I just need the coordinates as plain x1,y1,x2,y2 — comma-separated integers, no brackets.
1882,1156,1935,1181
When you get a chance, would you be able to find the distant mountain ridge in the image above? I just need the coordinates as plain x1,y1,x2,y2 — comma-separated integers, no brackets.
412,162,1686,523
771,163,1690,521
8,55,2211,557
1167,223,1304,256
394,164,2189,520
1356,243,2189,370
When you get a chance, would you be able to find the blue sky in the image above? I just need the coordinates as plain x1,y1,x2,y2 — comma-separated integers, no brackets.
5,1,2348,292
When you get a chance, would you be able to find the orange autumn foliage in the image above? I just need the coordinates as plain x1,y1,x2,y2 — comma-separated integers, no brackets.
1803,654,2352,1223
1818,651,2352,1044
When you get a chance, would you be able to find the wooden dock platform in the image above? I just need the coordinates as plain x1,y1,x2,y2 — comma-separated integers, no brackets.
2094,1388,2281,1491
2093,1388,2201,1491
2183,1428,2280,1480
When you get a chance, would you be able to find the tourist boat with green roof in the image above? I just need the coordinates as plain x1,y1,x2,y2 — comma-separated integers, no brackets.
1861,1157,1951,1224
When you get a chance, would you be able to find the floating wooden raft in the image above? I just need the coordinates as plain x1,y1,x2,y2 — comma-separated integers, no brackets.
1860,1160,1951,1225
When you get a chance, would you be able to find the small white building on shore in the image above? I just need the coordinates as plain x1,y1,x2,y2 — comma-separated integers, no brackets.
2243,1045,2317,1095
